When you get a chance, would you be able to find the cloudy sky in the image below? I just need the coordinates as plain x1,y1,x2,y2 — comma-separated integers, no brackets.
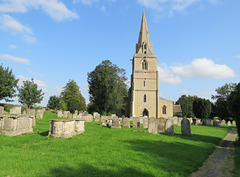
0,0,239,106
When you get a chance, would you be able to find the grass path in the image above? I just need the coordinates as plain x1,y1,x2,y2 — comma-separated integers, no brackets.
191,128,238,177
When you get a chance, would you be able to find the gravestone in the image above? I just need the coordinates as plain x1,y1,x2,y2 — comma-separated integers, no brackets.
181,119,191,136
165,119,174,136
0,114,33,136
148,118,158,134
57,110,63,117
36,110,44,119
133,117,140,128
63,111,68,118
139,117,144,124
111,118,121,129
101,117,108,126
48,119,85,139
227,121,232,126
222,120,226,126
196,118,201,125
73,114,77,119
0,106,4,115
188,118,193,124
123,118,130,128
177,118,183,126
94,114,100,122
202,118,211,126
143,117,148,128
232,121,236,126
213,119,222,126
75,110,78,115
10,107,21,114
68,114,72,119
22,110,26,114
157,118,166,132
28,109,35,117
173,117,178,125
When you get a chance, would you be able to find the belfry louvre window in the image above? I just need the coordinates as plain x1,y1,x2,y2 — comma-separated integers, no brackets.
144,95,146,102
142,60,148,70
162,106,167,114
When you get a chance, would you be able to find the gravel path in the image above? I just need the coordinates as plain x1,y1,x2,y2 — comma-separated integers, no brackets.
191,128,238,177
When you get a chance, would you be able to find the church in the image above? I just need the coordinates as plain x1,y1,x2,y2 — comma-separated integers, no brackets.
129,12,174,119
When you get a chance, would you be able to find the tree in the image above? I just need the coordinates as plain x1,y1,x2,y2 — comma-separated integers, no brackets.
87,60,128,115
176,95,194,117
212,83,237,119
227,83,240,140
18,79,44,108
193,98,212,118
0,64,19,102
47,95,61,110
61,80,86,113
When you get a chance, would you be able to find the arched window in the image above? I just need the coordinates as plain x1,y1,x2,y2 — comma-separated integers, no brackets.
142,60,148,70
143,80,145,87
144,94,146,102
162,105,167,114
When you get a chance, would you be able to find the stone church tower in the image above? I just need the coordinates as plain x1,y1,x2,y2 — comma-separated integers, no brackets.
129,12,173,118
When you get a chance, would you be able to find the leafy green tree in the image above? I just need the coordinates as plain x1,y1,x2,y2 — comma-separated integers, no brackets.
61,80,86,113
18,79,44,108
212,83,237,119
87,60,128,115
176,95,194,117
0,64,19,102
227,83,240,140
47,95,61,110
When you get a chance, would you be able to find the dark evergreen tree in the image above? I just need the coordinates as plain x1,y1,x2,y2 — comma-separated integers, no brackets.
47,95,61,110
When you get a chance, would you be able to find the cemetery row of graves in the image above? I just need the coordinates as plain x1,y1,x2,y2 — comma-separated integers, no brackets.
0,105,236,138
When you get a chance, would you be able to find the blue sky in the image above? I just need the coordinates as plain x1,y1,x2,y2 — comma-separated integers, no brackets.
0,0,239,107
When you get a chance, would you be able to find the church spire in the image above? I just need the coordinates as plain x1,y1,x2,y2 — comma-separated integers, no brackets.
136,11,153,55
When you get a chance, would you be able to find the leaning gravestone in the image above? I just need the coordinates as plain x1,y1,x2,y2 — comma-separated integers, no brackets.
36,110,44,119
177,118,183,126
143,117,148,128
133,117,140,128
148,118,158,134
157,118,166,132
165,119,174,136
213,119,222,126
111,118,121,129
181,118,191,136
10,107,21,114
123,118,130,128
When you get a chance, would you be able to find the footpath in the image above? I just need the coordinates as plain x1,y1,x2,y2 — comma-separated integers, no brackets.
191,128,238,177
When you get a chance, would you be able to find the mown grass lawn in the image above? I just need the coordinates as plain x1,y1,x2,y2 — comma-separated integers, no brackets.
0,112,231,177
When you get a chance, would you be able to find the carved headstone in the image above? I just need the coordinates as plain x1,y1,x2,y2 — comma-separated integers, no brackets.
111,118,121,129
57,110,63,117
157,118,166,132
148,118,158,134
123,118,130,128
28,109,35,117
181,119,191,136
227,121,232,126
196,118,201,125
101,117,108,126
202,118,211,126
94,113,100,122
63,111,68,118
133,117,140,128
165,119,174,136
222,120,226,126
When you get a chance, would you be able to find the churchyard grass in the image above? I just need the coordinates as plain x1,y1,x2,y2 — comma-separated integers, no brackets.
0,112,231,177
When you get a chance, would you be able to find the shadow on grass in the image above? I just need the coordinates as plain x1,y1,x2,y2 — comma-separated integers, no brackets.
50,164,154,177
39,131,49,136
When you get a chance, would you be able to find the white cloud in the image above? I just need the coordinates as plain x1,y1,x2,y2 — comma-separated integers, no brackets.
236,55,240,61
158,63,182,84
0,14,32,34
26,68,44,77
9,44,16,48
17,75,47,87
0,14,35,43
171,58,235,79
99,5,106,12
0,0,79,21
0,54,30,64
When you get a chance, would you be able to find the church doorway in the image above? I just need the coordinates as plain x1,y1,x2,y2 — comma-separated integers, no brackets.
142,109,149,117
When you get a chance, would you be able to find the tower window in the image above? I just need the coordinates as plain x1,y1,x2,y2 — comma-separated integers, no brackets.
144,44,147,50
142,60,148,70
144,51,147,54
143,81,145,87
162,105,167,115
144,95,146,102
